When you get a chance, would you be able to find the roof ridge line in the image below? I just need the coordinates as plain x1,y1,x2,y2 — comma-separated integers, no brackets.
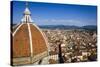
31,23,49,56
13,23,24,36
27,23,33,63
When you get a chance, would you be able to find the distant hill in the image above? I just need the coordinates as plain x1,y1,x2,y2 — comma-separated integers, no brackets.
39,25,79,29
12,24,97,31
39,25,97,31
82,25,97,31
12,24,16,27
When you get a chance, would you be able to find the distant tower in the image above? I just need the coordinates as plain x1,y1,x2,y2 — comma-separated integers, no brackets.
12,2,49,66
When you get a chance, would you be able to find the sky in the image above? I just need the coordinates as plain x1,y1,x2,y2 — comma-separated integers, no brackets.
11,1,97,26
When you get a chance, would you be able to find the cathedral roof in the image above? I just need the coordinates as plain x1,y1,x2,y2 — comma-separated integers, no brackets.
12,3,48,65
13,23,48,58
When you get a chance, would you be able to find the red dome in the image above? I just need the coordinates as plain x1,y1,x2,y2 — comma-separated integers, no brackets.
12,23,48,65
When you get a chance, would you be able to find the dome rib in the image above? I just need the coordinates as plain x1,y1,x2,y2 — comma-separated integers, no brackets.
13,23,24,36
31,23,49,52
27,23,33,63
